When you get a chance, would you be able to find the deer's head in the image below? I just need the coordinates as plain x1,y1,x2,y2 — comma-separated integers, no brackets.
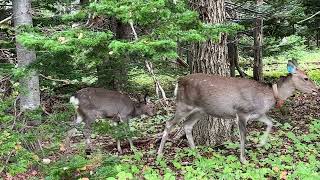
137,94,156,116
287,60,318,94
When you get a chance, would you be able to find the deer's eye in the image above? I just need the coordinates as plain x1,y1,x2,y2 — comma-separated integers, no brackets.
304,78,309,81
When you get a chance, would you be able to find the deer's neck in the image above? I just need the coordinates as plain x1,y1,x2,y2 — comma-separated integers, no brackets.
276,75,296,100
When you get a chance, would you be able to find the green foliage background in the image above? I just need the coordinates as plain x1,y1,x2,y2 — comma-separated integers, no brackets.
0,0,319,178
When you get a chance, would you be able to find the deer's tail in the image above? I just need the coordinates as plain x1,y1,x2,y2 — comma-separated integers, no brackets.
69,95,79,108
69,95,83,124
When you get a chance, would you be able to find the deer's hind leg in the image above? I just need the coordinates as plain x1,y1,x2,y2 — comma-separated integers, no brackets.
157,103,196,155
256,114,273,147
183,111,204,149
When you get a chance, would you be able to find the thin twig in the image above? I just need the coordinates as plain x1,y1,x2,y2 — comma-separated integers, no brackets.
11,96,22,130
39,74,71,84
85,0,97,27
128,17,168,105
37,139,44,156
0,48,16,50
145,61,168,102
225,1,265,15
0,76,11,83
129,21,138,40
297,11,320,24
0,16,12,25
5,151,13,164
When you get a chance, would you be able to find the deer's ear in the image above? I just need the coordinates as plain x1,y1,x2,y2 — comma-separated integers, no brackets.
287,60,297,74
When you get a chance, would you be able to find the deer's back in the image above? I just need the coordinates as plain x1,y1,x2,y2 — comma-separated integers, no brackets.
177,74,275,118
76,88,135,119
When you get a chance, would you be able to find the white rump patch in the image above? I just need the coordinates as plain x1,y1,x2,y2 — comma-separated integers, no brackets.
70,96,79,107
174,83,178,97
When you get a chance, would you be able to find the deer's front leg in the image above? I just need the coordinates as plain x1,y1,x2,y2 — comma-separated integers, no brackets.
113,120,123,154
124,119,136,152
183,111,202,149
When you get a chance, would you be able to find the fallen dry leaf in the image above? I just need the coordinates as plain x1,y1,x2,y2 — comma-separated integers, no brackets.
78,166,87,171
273,166,279,172
79,178,89,180
280,171,287,180
59,143,66,152
58,37,68,44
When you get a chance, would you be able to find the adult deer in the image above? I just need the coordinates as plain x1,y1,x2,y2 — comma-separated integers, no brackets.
157,61,318,163
70,88,155,153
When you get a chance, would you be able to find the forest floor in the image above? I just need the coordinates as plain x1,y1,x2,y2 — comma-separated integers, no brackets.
2,92,319,179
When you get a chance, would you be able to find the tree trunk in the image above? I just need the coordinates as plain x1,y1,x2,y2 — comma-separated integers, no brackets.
189,0,235,146
228,36,236,77
80,0,89,6
226,4,246,78
317,29,319,47
253,0,263,81
13,0,40,110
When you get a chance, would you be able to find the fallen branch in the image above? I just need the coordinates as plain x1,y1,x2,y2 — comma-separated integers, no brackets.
0,16,12,25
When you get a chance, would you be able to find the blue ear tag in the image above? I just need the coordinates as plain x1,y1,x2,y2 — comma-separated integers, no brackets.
287,65,296,74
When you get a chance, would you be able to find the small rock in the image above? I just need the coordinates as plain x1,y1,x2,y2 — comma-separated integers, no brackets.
42,158,51,164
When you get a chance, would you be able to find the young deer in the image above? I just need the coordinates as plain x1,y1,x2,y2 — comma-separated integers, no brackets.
157,61,318,163
70,88,155,153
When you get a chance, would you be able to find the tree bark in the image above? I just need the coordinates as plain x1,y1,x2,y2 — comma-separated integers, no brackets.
317,29,319,47
80,0,90,6
189,0,235,146
228,35,246,78
13,0,40,110
253,0,263,81
228,37,236,77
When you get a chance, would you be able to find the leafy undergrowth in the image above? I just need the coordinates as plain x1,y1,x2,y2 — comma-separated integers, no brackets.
2,94,319,180
50,120,320,180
